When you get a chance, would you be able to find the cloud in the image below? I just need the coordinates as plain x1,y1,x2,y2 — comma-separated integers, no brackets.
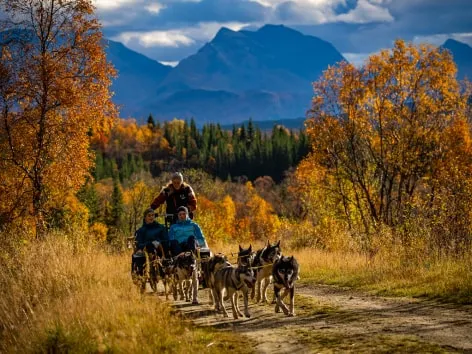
112,21,249,48
181,21,250,41
93,0,142,10
159,60,179,67
342,52,374,67
95,0,472,62
145,3,166,14
112,30,195,47
336,0,393,24
413,33,472,47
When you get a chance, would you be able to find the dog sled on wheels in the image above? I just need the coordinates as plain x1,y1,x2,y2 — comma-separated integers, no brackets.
130,212,213,300
130,241,168,294
129,208,299,319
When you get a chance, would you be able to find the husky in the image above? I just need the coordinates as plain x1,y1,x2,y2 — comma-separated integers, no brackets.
173,252,199,304
251,240,282,303
161,257,175,300
237,244,255,267
214,264,256,319
201,253,232,310
272,255,299,317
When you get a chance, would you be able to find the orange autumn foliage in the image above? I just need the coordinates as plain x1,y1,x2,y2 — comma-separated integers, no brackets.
0,0,117,235
196,195,238,243
299,39,472,251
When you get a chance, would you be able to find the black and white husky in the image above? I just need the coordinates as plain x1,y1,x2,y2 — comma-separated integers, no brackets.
251,240,282,303
214,264,256,319
201,253,231,310
173,252,198,304
272,255,299,317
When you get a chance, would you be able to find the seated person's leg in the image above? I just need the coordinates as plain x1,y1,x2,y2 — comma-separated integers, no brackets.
185,235,198,253
161,240,171,258
145,244,155,254
170,239,182,256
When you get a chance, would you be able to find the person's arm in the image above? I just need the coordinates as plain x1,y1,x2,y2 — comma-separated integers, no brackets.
168,225,175,241
192,223,206,247
135,228,146,250
150,188,167,210
159,225,169,241
187,185,197,211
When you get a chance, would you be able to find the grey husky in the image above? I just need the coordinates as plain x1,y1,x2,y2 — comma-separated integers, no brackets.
251,240,282,303
214,264,256,319
272,255,299,316
173,252,198,304
201,253,231,310
237,244,255,267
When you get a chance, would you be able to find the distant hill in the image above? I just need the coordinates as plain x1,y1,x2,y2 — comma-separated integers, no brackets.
108,25,345,123
103,39,172,118
220,117,306,131
441,39,472,80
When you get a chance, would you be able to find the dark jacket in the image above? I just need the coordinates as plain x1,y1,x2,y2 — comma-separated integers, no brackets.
135,221,167,250
150,182,197,215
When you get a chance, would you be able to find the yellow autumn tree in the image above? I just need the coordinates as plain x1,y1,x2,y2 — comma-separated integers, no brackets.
242,181,281,240
0,0,117,236
122,180,159,236
301,40,472,250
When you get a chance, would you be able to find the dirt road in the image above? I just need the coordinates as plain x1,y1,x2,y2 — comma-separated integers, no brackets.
168,284,472,353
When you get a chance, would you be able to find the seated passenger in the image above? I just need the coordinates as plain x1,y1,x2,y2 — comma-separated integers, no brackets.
168,206,208,255
134,208,168,256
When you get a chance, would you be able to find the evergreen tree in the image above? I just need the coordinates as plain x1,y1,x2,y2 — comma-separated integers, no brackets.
77,182,99,224
247,118,255,147
94,151,104,181
147,114,156,129
110,177,124,230
190,118,199,146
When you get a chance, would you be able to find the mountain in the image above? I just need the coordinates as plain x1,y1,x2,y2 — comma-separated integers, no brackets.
109,25,346,123
104,39,172,118
441,39,472,80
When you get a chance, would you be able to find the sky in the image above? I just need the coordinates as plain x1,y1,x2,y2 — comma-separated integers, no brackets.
93,0,472,67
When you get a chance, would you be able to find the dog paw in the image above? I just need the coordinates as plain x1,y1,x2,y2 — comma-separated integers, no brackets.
245,313,251,318
275,307,280,313
288,312,295,317
192,300,199,305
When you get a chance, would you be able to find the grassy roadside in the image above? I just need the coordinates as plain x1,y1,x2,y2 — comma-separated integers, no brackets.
0,231,253,353
293,248,472,304
208,241,472,304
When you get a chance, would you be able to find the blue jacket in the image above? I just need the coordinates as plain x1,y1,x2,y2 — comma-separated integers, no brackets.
135,221,167,250
168,218,207,247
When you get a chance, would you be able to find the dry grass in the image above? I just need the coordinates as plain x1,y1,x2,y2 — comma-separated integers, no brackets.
205,236,472,304
293,248,472,303
0,229,252,353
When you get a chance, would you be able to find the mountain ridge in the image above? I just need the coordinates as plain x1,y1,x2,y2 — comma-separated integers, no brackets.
103,28,472,123
108,24,346,123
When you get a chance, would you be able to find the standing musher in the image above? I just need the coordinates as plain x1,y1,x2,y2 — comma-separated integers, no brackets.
150,172,197,225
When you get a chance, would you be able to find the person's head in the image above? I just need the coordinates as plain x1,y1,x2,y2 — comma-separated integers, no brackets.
171,172,183,190
143,208,156,224
176,206,188,221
